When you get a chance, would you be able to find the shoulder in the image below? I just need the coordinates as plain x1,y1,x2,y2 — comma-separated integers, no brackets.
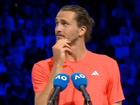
87,51,119,75
32,58,53,76
32,58,53,92
87,50,117,64
34,58,53,68
88,51,120,80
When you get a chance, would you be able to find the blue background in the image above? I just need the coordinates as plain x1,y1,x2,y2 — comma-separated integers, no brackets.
0,0,140,105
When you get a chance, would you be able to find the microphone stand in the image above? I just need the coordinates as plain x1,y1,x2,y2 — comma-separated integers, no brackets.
47,94,59,105
84,99,93,105
54,94,59,105
80,86,93,105
47,88,60,105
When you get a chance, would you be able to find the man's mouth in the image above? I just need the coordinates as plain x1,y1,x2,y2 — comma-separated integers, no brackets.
56,35,65,38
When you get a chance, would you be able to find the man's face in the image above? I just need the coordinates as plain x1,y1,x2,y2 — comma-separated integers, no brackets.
55,11,81,42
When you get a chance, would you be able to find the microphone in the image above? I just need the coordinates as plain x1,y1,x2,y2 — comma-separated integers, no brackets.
48,73,70,105
71,73,92,104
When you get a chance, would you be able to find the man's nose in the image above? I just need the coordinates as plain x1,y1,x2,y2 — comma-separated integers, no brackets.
55,24,63,33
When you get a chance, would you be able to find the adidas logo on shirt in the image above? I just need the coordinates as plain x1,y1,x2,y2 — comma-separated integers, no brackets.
91,70,99,76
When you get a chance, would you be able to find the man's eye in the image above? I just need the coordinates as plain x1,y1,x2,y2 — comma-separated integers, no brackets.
62,22,68,26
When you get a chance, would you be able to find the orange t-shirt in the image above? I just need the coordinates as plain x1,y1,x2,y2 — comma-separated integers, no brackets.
32,50,125,105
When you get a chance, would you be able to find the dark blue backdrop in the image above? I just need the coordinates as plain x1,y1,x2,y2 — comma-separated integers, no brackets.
0,0,140,105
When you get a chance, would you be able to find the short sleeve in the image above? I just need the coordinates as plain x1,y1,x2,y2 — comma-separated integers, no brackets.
32,61,51,93
107,60,125,104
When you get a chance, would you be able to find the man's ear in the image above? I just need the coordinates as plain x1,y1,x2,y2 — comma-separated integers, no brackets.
79,26,87,37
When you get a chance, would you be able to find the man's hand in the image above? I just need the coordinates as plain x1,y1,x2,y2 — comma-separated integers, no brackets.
52,39,72,66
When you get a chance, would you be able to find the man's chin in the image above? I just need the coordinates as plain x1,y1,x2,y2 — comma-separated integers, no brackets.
56,37,63,41
56,37,67,41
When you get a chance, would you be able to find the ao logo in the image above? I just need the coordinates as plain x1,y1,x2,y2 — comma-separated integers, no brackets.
55,74,67,81
74,74,85,80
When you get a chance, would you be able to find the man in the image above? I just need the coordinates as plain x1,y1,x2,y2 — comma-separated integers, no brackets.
32,5,125,105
